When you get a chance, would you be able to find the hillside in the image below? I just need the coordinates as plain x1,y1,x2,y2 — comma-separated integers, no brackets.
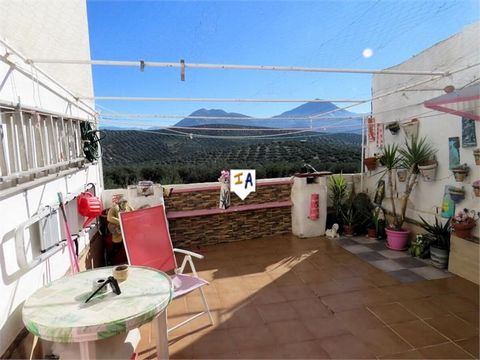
101,125,362,188
174,101,362,132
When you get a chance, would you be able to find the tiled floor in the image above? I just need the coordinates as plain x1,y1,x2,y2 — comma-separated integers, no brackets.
338,236,453,283
136,234,479,359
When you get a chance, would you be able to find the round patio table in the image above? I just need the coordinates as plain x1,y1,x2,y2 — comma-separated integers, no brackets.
23,266,173,359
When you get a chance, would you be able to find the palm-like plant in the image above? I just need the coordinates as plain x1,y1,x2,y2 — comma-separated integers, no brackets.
418,216,451,250
380,137,437,230
328,174,347,223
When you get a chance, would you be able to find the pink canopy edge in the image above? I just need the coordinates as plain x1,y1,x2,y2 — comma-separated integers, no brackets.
424,84,480,121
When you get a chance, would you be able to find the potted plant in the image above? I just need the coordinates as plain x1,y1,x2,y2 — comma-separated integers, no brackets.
448,186,465,203
380,137,437,250
408,234,430,258
364,156,378,171
418,159,438,182
386,121,400,135
397,168,407,182
341,204,356,236
367,210,380,238
452,164,469,182
418,216,451,268
400,118,419,139
451,209,478,239
474,149,480,165
328,174,348,226
473,180,480,197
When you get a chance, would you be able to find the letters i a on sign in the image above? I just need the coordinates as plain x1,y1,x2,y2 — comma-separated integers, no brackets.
230,169,256,200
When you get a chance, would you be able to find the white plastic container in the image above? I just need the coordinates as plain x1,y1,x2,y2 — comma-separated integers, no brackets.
291,173,330,238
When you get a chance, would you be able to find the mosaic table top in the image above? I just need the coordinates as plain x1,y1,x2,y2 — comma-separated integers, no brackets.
23,266,173,343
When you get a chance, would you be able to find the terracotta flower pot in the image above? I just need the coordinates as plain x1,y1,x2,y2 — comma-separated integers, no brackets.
343,224,354,236
400,118,419,139
364,157,377,171
452,168,468,182
474,150,480,165
386,228,410,250
418,161,437,182
452,218,476,239
397,169,407,182
473,187,480,197
367,228,377,239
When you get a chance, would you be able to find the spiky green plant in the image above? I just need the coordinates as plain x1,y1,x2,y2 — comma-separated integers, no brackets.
380,137,437,230
418,216,451,250
328,174,347,224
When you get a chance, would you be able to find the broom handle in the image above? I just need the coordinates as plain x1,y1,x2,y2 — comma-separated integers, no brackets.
58,193,80,273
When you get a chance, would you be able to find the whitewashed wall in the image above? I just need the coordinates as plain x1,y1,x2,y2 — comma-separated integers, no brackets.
0,1,101,355
365,22,480,236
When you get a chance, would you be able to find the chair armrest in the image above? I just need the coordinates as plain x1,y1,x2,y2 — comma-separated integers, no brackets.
173,248,204,259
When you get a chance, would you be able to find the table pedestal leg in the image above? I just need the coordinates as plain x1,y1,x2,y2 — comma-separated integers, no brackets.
79,341,96,360
153,310,169,360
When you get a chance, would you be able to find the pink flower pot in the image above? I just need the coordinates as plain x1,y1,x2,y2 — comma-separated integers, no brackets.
386,228,410,250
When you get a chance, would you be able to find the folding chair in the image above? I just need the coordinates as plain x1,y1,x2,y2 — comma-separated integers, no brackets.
119,205,213,333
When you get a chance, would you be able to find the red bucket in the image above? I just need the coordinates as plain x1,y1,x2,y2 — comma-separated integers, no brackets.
77,192,103,228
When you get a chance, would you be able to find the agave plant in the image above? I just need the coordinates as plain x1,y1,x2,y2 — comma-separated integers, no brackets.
328,174,348,223
380,137,437,230
418,216,451,250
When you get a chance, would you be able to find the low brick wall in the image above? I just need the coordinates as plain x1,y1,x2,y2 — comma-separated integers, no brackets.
164,179,292,247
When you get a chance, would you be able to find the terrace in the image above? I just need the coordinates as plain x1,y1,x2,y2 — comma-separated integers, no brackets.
1,3,480,360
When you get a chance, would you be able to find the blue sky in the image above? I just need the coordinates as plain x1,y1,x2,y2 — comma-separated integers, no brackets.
86,0,479,126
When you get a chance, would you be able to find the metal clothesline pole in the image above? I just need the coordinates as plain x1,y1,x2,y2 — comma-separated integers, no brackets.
84,96,366,103
27,58,447,76
0,39,97,118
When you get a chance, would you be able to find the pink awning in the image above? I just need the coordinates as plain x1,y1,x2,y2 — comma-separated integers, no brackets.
424,84,480,121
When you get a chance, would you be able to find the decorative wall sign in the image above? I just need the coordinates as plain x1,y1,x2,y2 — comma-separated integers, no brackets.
441,185,455,218
448,137,460,169
376,123,384,148
462,117,477,147
367,117,376,142
230,169,256,200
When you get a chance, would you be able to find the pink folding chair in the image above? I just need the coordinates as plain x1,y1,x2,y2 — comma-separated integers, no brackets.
119,205,213,333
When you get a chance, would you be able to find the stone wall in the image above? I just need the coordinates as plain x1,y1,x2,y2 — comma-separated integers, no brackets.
164,181,292,247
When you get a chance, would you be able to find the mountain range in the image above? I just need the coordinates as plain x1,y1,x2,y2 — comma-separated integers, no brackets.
174,101,362,133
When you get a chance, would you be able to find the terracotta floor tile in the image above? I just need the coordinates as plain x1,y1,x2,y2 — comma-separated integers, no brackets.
251,286,288,305
399,298,448,319
228,325,277,350
295,269,332,284
381,284,428,301
302,316,350,339
456,337,480,358
366,271,402,287
221,305,265,329
368,303,418,324
360,287,396,305
453,311,480,328
218,290,253,309
167,297,188,316
334,307,384,332
191,328,237,357
308,280,352,297
256,301,298,323
431,293,478,314
268,271,302,287
418,342,474,359
277,283,317,300
377,349,425,359
241,273,274,290
268,319,315,344
288,298,332,319
321,290,365,312
186,293,221,312
236,345,283,359
425,315,479,341
280,340,331,359
391,320,449,348
354,326,413,356
318,333,375,359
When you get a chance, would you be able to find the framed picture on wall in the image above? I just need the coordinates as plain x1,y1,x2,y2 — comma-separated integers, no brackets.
448,137,461,169
462,117,477,147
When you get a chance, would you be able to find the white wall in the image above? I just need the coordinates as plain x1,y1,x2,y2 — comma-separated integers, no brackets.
365,22,480,236
0,1,101,355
